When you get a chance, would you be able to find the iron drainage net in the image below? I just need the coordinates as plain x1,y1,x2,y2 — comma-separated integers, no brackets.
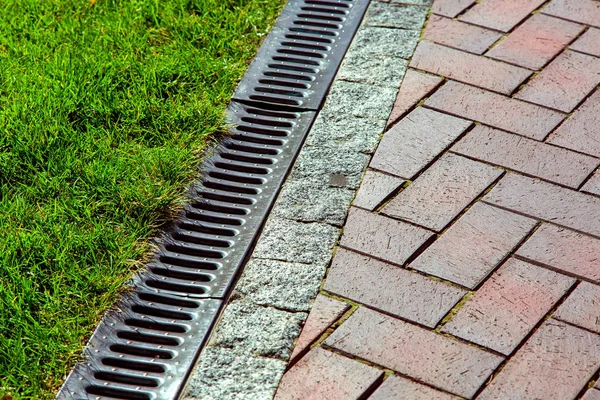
57,0,370,398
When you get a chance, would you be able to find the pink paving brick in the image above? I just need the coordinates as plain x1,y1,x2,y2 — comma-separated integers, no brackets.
352,170,404,211
372,107,472,179
515,50,600,112
289,295,350,363
582,170,600,196
387,69,443,128
409,41,531,94
324,248,466,328
451,125,599,188
583,389,600,400
483,173,600,238
516,223,600,283
431,0,476,18
442,258,575,355
341,207,434,266
555,282,600,334
411,202,536,289
425,81,565,140
459,0,547,32
370,375,460,400
486,13,584,70
324,307,504,398
423,15,503,55
543,0,600,29
382,153,502,232
547,90,600,158
571,28,600,58
275,347,383,400
478,319,600,400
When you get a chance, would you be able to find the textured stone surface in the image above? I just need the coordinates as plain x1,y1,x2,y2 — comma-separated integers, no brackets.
486,13,584,69
353,170,404,211
426,81,565,140
387,69,443,127
324,249,466,328
582,170,600,196
372,107,472,179
452,125,599,188
235,259,325,312
583,389,600,400
547,90,600,157
337,52,408,87
383,153,502,232
517,223,600,283
321,80,399,120
442,258,575,355
210,299,305,359
370,375,460,400
352,27,421,59
479,319,600,400
184,347,286,400
571,28,600,57
253,217,339,265
411,202,536,288
431,0,476,18
424,15,503,54
341,207,434,266
555,282,600,334
365,2,428,30
460,0,547,32
542,0,600,28
275,348,383,400
290,295,350,362
304,115,384,154
325,307,504,398
516,51,600,112
410,41,531,94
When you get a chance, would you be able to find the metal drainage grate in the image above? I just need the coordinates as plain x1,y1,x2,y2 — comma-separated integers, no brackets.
58,0,370,398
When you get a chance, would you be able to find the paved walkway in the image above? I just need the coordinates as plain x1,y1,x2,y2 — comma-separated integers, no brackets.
274,0,600,399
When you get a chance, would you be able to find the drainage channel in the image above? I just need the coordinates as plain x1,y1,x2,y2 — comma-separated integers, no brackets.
57,0,370,399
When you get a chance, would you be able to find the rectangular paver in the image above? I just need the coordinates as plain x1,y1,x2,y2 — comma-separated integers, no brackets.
517,223,600,283
424,15,503,55
483,173,600,238
353,170,404,211
324,248,466,328
478,319,600,400
542,0,600,28
460,0,547,32
547,90,600,157
341,207,434,266
571,28,600,58
325,307,504,398
431,0,476,18
275,347,383,400
387,69,443,128
555,282,600,334
410,41,531,94
411,202,536,289
452,125,599,188
425,81,565,140
372,107,472,179
370,375,460,400
382,153,503,232
582,170,600,196
442,258,575,355
515,50,600,112
486,13,584,70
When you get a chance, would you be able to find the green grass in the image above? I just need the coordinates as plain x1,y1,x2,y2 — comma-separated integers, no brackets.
0,0,283,397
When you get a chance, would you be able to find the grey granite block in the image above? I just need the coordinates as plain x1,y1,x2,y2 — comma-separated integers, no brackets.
365,3,429,29
352,27,421,58
337,52,409,87
320,80,398,120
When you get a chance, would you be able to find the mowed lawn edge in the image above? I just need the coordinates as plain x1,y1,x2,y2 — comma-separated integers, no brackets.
0,0,284,397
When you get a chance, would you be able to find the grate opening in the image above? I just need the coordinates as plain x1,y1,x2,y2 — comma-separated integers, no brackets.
145,280,207,295
150,267,213,282
191,201,250,215
109,344,174,359
202,174,266,190
245,107,299,119
172,232,232,248
212,163,270,177
116,331,182,347
197,190,256,205
272,55,322,65
236,126,290,138
288,27,337,36
267,63,317,73
130,305,193,321
276,49,325,60
125,318,188,334
94,371,160,388
241,116,295,127
300,6,348,14
253,87,305,98
220,152,275,165
248,95,302,105
296,13,344,21
138,292,200,308
102,357,167,373
177,220,238,236
263,70,314,81
306,0,351,7
164,244,225,259
86,386,151,400
292,20,341,29
185,209,245,225
158,257,220,272
283,34,333,43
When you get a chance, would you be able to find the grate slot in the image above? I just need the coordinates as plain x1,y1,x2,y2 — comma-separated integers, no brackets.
164,243,225,259
94,371,160,388
109,344,175,359
159,255,221,271
300,5,349,14
86,386,152,400
150,267,213,282
288,27,337,36
176,219,239,236
219,152,275,165
130,305,193,321
297,12,344,21
272,55,322,65
138,292,201,308
202,177,263,193
102,358,167,373
124,318,187,334
264,70,315,81
185,208,245,225
145,280,207,295
283,34,333,43
116,331,182,347
241,116,294,127
197,190,257,204
292,20,341,29
306,0,351,7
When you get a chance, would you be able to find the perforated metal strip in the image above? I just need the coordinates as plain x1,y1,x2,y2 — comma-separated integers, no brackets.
58,0,369,398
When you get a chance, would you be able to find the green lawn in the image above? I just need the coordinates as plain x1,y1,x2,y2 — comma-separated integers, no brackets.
0,0,283,397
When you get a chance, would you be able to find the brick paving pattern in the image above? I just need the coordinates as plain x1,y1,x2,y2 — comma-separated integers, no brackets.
275,1,600,399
